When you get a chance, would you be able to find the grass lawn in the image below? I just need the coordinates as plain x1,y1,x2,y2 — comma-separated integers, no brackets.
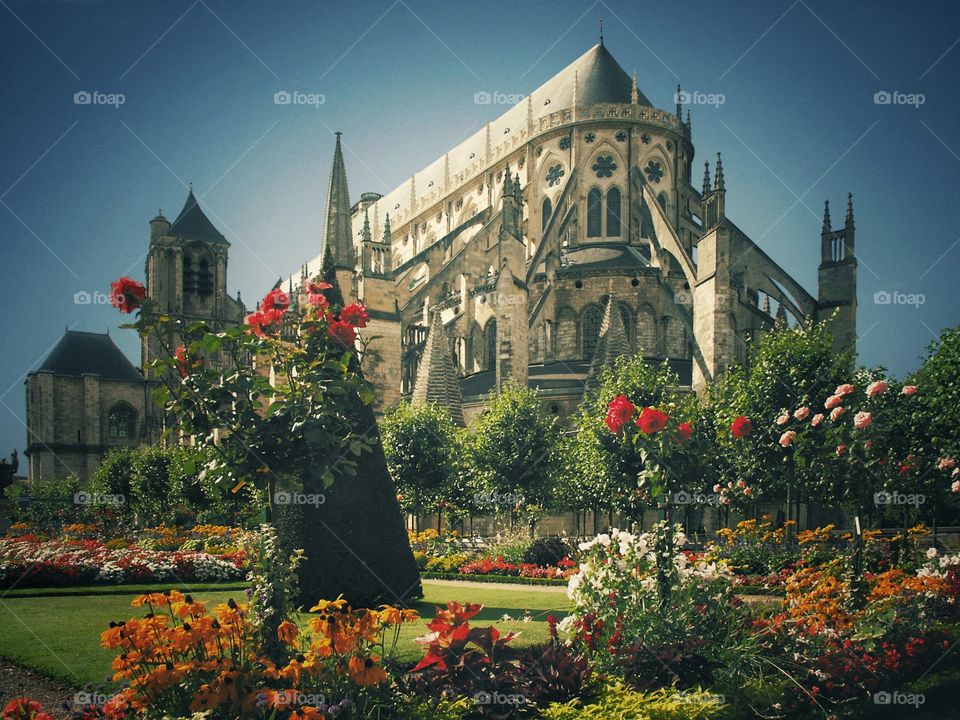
0,580,571,687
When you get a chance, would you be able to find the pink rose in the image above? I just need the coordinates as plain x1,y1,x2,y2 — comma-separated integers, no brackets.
736,479,745,488
866,380,888,397
743,487,752,496
794,406,810,421
938,458,957,471
825,395,843,410
836,444,847,457
854,411,873,429
901,385,918,396
811,413,825,427
952,480,960,494
776,413,790,426
830,407,845,422
835,383,855,397
713,484,721,493
779,430,797,448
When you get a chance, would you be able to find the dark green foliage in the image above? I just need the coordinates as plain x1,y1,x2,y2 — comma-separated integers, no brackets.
522,536,572,566
4,475,81,526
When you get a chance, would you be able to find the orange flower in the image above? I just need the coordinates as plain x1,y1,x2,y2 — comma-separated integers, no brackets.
348,655,387,685
277,620,299,645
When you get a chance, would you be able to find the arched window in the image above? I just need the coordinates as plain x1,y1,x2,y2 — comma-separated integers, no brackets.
586,188,602,238
606,187,622,237
182,256,196,293
542,196,552,234
582,306,602,359
484,319,497,371
197,258,213,296
657,192,668,211
108,405,136,439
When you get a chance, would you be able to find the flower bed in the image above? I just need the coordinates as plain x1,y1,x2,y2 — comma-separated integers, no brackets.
458,555,578,580
0,536,250,588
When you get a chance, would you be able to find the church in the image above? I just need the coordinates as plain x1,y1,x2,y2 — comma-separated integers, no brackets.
25,41,857,480
286,41,857,425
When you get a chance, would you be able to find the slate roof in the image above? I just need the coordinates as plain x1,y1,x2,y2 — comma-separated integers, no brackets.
36,331,144,381
165,190,228,244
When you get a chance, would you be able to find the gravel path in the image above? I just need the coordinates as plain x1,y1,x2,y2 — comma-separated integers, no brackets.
0,659,77,719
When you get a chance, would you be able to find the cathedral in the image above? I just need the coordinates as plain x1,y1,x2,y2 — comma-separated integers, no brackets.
25,41,857,481
287,41,857,424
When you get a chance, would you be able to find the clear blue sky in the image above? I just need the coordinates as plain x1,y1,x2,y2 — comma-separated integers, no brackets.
1,0,958,459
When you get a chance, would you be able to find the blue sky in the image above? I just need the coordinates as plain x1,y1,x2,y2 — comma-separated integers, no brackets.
1,0,958,459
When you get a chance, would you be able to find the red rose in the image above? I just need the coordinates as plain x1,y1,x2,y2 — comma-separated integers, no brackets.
605,395,636,433
730,415,752,439
636,406,669,435
174,346,188,377
677,422,693,441
304,281,332,310
327,319,356,347
340,302,370,328
244,308,283,338
262,287,291,313
109,276,146,314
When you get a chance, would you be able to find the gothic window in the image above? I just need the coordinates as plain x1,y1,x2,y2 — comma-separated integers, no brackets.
581,306,602,359
641,133,651,144
183,257,196,293
546,164,565,187
645,160,664,183
587,188,602,238
606,187,622,237
542,196,552,234
108,404,136,439
484,319,497,371
559,136,570,150
592,155,617,178
197,258,213,296
615,131,627,142
584,132,596,143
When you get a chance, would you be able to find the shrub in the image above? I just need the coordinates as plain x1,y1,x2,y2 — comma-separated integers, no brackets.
540,680,725,720
523,535,572,566
485,526,533,564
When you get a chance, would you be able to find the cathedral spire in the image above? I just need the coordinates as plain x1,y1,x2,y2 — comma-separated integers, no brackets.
322,131,354,270
631,71,639,105
411,310,465,426
822,199,831,233
714,152,725,192
676,83,682,118
382,212,392,244
702,161,711,197
845,192,855,228
361,208,372,244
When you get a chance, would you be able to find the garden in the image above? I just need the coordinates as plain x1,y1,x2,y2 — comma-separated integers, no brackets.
2,273,960,719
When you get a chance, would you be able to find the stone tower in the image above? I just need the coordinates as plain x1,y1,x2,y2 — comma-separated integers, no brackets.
411,310,465,426
142,190,245,374
322,131,357,302
493,167,529,391
816,195,858,355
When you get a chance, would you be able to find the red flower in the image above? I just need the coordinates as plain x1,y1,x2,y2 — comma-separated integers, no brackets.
677,422,693,441
262,287,291,313
3,698,45,720
173,346,189,377
109,276,146,314
605,395,636,433
340,302,370,328
636,406,669,435
304,281,332,310
327,320,356,347
730,415,752,439
244,308,284,338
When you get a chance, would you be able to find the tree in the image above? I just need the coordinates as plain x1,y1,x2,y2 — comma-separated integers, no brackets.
381,401,458,531
468,382,558,532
